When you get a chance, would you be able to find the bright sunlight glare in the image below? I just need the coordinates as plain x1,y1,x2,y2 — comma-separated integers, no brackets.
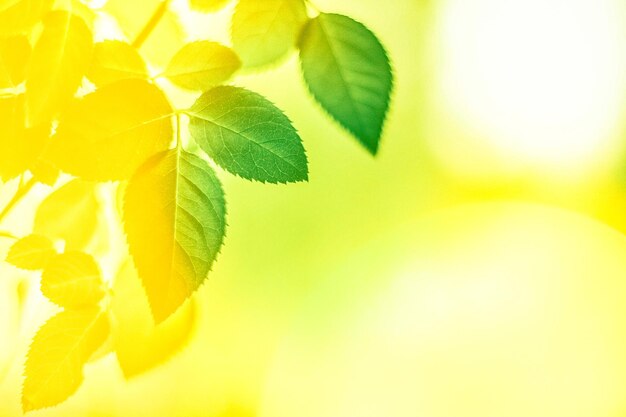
436,0,626,173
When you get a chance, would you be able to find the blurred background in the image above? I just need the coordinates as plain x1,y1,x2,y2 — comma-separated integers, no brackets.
5,0,626,415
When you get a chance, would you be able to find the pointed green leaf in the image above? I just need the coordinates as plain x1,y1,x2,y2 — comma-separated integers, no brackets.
188,86,308,183
231,0,307,68
124,149,226,323
34,179,100,250
0,35,30,88
22,309,109,412
41,251,105,309
88,40,149,87
164,41,241,91
299,13,393,154
6,235,56,271
188,0,230,13
25,11,93,127
49,79,174,181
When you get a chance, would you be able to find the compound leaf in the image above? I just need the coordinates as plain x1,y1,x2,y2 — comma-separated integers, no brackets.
111,259,196,378
231,0,307,68
34,179,100,250
124,149,226,323
164,41,241,91
188,0,230,13
0,35,30,88
49,79,174,181
299,13,393,154
88,40,149,87
187,86,308,183
22,308,109,412
41,251,105,309
25,11,93,127
6,234,56,271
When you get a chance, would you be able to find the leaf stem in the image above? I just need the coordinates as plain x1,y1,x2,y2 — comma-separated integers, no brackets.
175,113,182,149
0,177,37,224
132,0,172,49
0,230,17,240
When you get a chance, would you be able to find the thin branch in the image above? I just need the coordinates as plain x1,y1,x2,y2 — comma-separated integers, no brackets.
132,0,172,49
0,177,37,224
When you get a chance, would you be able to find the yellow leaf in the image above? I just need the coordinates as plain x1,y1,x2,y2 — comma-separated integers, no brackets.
6,234,56,271
188,0,231,13
0,36,30,89
41,251,105,308
0,0,53,38
25,11,93,127
29,157,60,186
49,79,174,180
231,0,308,68
165,41,241,91
33,179,100,250
0,95,50,181
111,259,196,378
88,40,149,87
22,308,109,412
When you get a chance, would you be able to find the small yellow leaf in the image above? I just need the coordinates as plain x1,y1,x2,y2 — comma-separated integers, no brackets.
0,95,50,181
0,0,53,38
41,251,105,309
25,11,93,127
33,179,100,250
88,40,149,87
22,308,109,412
0,35,30,88
188,0,231,13
49,79,174,181
29,157,60,186
111,259,196,378
165,41,241,91
6,234,56,271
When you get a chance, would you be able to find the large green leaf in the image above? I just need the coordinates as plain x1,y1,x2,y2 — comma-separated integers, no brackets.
231,0,307,68
187,86,308,183
124,149,226,323
49,79,174,181
299,13,393,154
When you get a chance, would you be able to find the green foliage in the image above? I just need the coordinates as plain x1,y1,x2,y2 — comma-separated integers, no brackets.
299,13,394,154
0,0,393,412
188,86,308,183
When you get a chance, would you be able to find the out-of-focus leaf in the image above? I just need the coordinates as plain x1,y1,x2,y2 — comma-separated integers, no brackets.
188,0,230,13
22,308,109,412
0,36,30,89
299,13,393,154
231,0,307,68
6,234,56,271
111,259,196,378
103,0,185,68
188,86,308,183
30,157,60,186
124,149,226,323
164,41,240,91
33,179,100,250
88,40,149,87
49,79,173,181
25,11,93,127
41,251,105,309
0,0,53,38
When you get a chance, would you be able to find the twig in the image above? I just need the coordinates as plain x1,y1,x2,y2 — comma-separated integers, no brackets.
0,177,37,224
132,0,172,49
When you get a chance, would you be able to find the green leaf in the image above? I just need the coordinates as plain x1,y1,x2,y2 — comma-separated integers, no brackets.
299,13,393,154
164,41,241,91
49,79,174,181
22,308,109,412
187,86,308,183
88,40,149,87
6,234,56,271
124,149,226,323
25,11,93,127
188,0,230,13
231,0,307,68
0,35,30,88
41,251,105,309
34,179,100,250
0,0,53,38
112,258,196,378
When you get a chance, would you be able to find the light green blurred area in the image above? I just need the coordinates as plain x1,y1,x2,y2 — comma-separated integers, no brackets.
4,0,626,415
